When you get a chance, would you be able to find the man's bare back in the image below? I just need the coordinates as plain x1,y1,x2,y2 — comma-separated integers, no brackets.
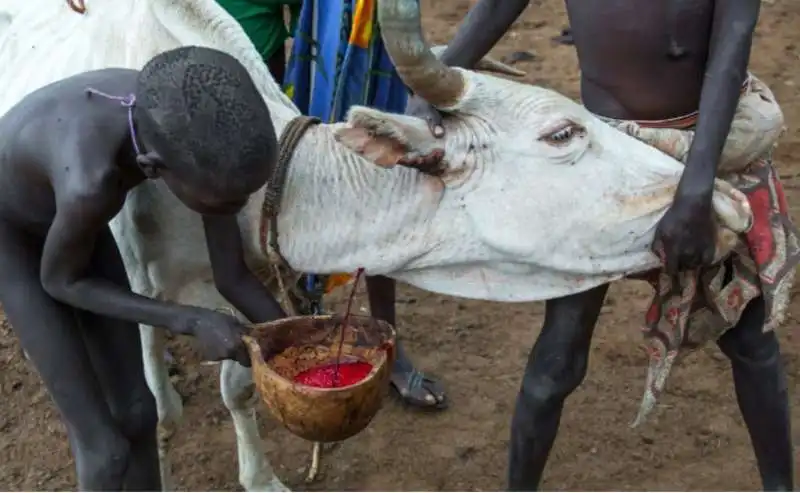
0,69,140,233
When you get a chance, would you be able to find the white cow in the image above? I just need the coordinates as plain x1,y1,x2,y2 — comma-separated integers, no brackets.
0,0,750,490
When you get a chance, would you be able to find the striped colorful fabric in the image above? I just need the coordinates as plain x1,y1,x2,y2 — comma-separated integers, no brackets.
283,0,409,123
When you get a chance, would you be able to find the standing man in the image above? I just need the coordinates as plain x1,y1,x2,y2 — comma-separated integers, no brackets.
408,0,797,490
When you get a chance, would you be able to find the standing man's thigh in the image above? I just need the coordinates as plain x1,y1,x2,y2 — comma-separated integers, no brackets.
0,220,131,490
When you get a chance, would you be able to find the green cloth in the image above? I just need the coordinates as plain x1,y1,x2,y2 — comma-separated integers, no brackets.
217,0,302,63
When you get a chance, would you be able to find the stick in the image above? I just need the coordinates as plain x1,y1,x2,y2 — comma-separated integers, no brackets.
305,441,322,482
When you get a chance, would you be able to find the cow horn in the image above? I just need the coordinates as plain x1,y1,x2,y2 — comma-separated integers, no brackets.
67,0,87,14
377,0,466,109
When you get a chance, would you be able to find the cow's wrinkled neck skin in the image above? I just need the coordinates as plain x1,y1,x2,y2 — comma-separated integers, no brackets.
236,124,445,275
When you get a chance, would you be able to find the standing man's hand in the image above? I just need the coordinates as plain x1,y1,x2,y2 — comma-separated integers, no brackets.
653,188,717,274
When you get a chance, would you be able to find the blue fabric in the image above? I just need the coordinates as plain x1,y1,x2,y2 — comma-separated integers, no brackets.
283,0,409,123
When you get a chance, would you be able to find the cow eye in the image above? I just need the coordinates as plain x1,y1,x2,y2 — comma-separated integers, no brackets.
540,122,585,146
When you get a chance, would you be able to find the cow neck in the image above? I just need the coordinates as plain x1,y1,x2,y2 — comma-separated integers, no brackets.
258,115,322,264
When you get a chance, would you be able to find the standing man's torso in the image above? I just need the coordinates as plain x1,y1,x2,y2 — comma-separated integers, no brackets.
565,0,717,121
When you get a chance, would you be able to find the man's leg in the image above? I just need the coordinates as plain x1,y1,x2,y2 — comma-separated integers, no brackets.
77,226,161,491
266,45,286,86
508,284,608,491
716,296,794,491
366,275,447,410
0,222,133,491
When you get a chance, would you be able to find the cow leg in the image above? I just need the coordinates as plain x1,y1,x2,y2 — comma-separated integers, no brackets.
508,284,608,491
716,296,794,491
366,275,447,409
220,359,289,492
140,323,183,491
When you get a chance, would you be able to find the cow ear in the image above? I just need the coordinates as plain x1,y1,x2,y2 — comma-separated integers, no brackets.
334,106,446,174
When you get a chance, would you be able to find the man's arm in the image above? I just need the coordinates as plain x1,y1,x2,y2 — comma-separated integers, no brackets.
40,183,193,332
654,0,761,272
203,214,286,324
679,0,761,197
439,0,531,69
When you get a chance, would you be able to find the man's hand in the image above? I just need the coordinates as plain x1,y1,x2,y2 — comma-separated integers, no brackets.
406,95,445,138
172,308,251,367
653,190,717,274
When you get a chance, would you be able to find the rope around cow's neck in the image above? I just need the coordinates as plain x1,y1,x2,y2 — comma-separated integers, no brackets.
259,115,321,252
258,115,321,316
258,115,323,483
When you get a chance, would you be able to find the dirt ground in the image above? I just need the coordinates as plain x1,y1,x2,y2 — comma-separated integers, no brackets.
1,0,800,491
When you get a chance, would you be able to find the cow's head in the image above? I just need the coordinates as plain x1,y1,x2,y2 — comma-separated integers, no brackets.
333,0,751,300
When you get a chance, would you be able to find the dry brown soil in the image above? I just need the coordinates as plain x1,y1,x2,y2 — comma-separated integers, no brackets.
2,0,800,490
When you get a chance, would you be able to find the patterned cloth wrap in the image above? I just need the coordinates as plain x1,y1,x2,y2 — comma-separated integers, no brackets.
599,74,800,426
